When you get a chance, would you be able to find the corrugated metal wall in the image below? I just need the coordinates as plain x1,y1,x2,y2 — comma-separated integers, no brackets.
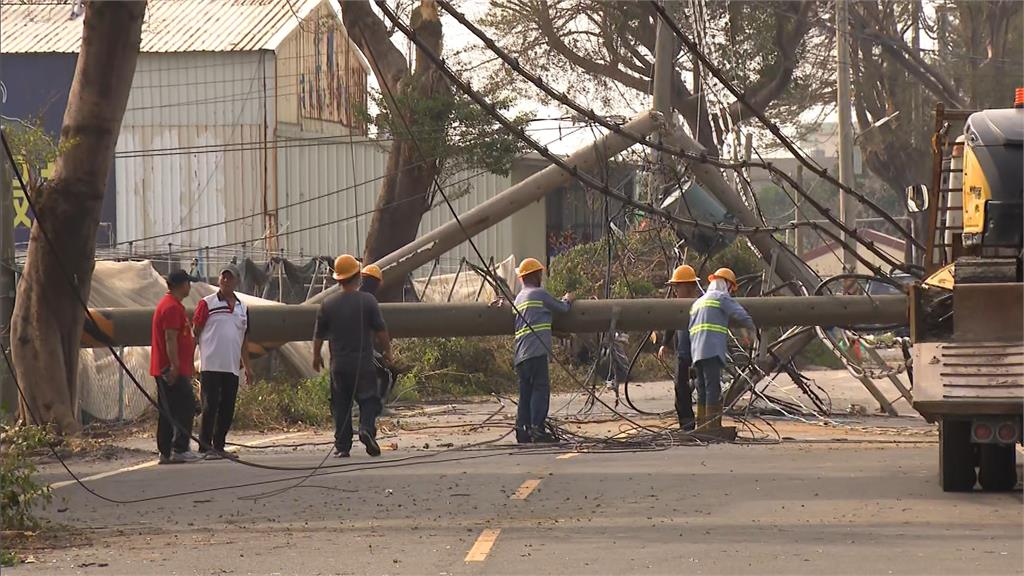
115,52,275,256
114,52,517,275
123,52,272,127
276,137,514,275
115,124,267,251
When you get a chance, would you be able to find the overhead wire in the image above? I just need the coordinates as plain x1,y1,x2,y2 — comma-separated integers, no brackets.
0,130,601,504
361,6,686,449
646,1,920,251
383,0,905,438
372,0,796,449
5,0,922,500
111,124,592,249
431,0,921,278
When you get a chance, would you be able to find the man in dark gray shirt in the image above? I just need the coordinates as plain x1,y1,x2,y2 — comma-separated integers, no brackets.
313,254,393,457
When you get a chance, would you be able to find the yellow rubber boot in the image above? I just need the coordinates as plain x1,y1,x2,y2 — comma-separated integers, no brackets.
706,403,723,430
695,404,707,429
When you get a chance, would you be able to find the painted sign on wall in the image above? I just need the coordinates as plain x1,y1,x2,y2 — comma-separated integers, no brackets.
295,4,366,129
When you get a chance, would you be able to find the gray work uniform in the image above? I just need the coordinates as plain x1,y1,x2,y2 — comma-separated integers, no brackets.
688,289,754,407
512,286,570,437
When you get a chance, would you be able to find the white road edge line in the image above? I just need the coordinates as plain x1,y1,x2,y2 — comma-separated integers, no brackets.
50,432,307,490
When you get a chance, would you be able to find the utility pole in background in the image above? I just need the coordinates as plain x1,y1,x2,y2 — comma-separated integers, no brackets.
0,158,16,417
794,164,804,255
835,0,856,275
649,14,676,205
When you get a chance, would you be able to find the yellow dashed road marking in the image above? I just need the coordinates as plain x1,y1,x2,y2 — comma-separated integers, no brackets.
556,452,580,460
464,528,501,562
510,478,542,500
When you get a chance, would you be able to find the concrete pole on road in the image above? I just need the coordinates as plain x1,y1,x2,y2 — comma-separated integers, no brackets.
79,295,907,348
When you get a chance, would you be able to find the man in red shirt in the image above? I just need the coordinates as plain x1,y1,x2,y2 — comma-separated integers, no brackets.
150,270,202,464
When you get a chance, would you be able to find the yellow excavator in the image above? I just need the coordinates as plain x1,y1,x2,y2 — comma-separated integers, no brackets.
907,89,1024,492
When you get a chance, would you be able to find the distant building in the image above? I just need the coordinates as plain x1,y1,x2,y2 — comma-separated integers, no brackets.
745,121,865,194
2,0,520,277
509,154,638,264
3,0,370,256
801,229,906,277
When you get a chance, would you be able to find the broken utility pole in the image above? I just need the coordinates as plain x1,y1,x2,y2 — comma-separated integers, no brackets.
80,295,907,348
316,111,661,300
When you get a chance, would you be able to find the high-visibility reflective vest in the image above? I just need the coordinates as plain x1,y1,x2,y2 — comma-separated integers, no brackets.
513,287,571,365
688,290,754,363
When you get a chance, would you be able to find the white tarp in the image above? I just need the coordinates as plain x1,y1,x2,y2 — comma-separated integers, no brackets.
79,260,315,421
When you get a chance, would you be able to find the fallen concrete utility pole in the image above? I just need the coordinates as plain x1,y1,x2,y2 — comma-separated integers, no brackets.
370,110,660,294
663,128,821,292
81,295,906,348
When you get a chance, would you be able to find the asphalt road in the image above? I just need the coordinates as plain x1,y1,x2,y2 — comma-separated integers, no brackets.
13,377,1024,575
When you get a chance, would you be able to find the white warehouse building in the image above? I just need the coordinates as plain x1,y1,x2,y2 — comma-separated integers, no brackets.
2,0,526,275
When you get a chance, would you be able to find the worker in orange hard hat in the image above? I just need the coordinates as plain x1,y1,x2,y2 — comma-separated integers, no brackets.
688,267,754,430
313,254,393,457
360,264,383,296
657,264,701,431
502,257,574,443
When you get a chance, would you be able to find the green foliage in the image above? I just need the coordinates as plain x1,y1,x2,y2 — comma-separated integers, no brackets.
233,375,332,429
796,337,844,370
1,548,16,567
702,239,765,285
1,117,68,186
1,424,53,531
546,228,676,300
359,87,529,187
392,337,517,400
547,227,765,299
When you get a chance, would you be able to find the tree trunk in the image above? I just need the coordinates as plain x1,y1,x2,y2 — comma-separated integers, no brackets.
343,0,448,302
361,138,439,275
12,1,145,433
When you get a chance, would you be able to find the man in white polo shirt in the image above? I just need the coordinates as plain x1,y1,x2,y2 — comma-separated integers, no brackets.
193,264,253,459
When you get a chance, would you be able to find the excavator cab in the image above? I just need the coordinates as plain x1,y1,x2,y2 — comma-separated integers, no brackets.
906,90,1024,492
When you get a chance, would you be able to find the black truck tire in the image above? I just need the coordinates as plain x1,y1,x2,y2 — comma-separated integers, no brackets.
978,443,1018,492
940,419,977,492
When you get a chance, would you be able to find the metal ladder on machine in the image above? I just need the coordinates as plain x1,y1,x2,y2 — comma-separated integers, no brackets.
926,104,974,273
823,107,972,417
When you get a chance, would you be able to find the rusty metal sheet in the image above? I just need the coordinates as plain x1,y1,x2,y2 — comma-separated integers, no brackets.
913,342,1024,405
954,283,1024,343
1,0,309,53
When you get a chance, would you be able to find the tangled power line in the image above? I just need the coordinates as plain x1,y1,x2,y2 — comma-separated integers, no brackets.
3,2,924,504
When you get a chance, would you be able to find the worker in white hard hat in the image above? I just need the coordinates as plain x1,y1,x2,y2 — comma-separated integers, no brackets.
688,267,754,429
503,257,574,444
657,264,701,431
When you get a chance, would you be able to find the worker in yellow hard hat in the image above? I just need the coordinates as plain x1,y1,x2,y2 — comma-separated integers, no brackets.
360,264,383,296
505,257,574,443
688,267,754,430
357,263,396,407
657,264,700,431
312,254,393,457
